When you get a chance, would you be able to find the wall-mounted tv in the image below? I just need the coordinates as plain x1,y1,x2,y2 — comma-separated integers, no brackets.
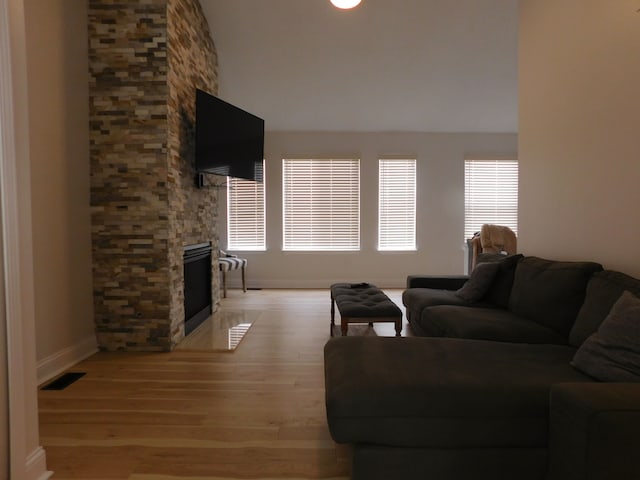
195,88,264,183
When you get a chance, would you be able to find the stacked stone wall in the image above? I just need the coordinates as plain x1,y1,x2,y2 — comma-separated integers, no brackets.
167,0,220,347
88,0,218,351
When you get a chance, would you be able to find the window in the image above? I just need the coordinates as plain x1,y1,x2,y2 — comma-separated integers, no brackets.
227,161,265,251
464,159,518,240
283,158,360,251
378,158,416,251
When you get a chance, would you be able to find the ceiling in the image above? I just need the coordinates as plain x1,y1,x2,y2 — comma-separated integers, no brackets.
200,0,519,133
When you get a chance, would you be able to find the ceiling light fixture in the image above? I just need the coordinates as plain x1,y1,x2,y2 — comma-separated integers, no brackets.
330,0,362,10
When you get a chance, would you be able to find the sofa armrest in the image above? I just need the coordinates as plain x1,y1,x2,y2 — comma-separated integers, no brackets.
547,382,640,480
405,275,468,290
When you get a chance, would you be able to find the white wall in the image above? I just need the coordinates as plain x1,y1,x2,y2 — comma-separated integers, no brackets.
24,0,96,381
518,0,640,277
219,131,517,288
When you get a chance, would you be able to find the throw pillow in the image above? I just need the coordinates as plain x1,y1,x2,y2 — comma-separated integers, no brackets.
569,270,640,348
455,261,500,303
571,291,640,382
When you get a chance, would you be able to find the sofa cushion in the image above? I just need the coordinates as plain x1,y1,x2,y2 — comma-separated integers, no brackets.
455,261,500,302
418,305,567,344
508,257,603,337
403,288,477,333
569,270,640,347
402,288,471,313
324,336,590,449
571,291,640,382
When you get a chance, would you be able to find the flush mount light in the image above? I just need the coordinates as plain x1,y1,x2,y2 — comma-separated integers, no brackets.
330,0,362,9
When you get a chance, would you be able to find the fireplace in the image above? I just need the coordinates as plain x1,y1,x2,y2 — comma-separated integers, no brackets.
183,242,213,335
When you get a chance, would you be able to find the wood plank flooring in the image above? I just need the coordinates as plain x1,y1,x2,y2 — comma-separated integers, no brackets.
38,288,408,479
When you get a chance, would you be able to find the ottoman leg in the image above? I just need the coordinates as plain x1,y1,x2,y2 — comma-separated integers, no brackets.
341,318,349,336
395,318,402,337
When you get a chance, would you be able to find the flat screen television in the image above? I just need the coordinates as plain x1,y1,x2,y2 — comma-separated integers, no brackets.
195,88,264,183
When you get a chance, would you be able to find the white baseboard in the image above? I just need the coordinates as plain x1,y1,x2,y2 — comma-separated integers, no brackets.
25,446,53,480
36,334,98,385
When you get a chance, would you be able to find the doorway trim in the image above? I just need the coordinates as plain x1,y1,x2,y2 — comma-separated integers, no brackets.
0,0,52,478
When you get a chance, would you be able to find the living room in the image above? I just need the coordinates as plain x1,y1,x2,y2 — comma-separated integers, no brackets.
2,0,640,479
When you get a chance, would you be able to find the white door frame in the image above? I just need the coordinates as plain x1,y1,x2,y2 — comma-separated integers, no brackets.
0,0,51,478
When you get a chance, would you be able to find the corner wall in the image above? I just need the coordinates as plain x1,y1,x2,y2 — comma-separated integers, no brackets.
518,1,640,277
24,0,96,381
88,0,219,351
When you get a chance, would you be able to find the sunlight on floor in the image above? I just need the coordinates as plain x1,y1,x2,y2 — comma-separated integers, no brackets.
175,308,260,351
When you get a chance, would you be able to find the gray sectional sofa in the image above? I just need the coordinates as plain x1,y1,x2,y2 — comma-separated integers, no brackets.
324,255,640,480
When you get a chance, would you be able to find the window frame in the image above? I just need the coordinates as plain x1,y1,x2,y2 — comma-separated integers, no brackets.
282,157,361,252
378,157,417,251
464,158,519,241
226,161,266,252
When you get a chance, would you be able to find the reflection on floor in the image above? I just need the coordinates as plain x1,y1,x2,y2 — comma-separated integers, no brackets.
176,308,260,351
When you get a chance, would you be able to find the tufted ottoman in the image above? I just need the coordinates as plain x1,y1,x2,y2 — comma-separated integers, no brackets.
330,283,402,337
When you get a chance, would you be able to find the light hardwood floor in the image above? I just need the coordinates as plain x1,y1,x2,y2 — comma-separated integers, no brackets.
38,288,408,479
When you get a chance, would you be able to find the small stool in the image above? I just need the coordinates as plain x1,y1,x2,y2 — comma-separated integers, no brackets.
330,283,402,337
218,253,247,298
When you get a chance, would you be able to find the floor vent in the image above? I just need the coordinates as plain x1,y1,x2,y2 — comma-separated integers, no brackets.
41,372,86,390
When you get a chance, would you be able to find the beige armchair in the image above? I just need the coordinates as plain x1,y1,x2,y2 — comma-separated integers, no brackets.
469,224,517,271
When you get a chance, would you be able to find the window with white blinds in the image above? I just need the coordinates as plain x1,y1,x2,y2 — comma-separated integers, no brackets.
464,159,519,240
378,158,416,251
282,158,360,251
227,162,265,251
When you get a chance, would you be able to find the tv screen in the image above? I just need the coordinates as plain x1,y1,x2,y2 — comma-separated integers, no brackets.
195,88,264,183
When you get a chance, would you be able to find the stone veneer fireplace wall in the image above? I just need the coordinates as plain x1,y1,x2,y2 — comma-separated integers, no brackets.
89,0,221,351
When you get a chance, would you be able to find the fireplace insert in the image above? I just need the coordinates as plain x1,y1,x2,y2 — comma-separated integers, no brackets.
183,242,212,335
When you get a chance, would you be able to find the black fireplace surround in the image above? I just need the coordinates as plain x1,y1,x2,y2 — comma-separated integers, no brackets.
183,242,212,335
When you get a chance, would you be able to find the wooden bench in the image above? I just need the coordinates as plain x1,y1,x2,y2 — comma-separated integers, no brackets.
330,283,402,337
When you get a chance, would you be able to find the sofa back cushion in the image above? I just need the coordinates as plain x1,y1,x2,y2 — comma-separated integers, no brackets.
508,257,603,337
569,270,640,347
483,254,523,308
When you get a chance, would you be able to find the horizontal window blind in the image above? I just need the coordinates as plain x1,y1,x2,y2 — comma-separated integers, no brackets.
464,159,518,240
283,158,360,251
378,158,416,251
227,162,265,251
